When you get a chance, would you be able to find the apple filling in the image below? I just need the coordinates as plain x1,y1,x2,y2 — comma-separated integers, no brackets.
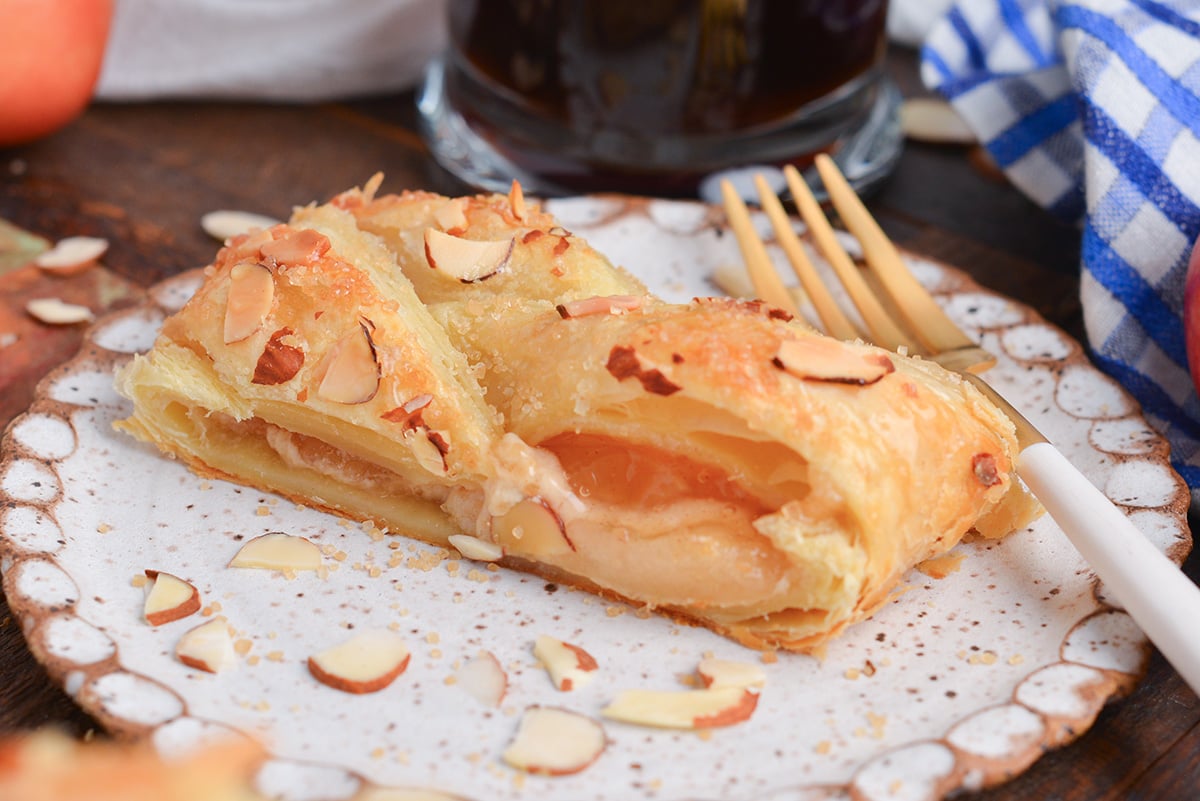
489,432,862,627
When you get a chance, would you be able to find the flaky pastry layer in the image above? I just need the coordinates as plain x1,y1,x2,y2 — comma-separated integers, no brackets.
115,179,1036,652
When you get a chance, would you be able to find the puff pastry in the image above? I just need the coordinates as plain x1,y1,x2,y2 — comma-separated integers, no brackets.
116,179,1034,652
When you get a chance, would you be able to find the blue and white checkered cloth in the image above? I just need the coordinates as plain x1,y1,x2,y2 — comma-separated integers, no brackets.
922,0,1200,497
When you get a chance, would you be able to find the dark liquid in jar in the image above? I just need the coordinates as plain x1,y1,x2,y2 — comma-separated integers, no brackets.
446,0,888,193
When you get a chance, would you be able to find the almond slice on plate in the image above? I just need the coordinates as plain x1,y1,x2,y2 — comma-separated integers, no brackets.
502,706,607,776
696,657,767,690
308,630,411,694
354,788,462,801
201,210,282,242
34,236,108,274
447,534,503,562
533,635,598,691
228,532,322,572
601,687,759,729
455,650,507,707
25,298,94,325
423,228,513,282
143,570,201,626
176,618,237,673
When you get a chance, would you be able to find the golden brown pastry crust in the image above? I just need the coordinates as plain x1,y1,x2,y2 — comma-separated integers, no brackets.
116,179,1032,652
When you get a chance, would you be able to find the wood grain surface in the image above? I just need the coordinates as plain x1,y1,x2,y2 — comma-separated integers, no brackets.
0,47,1196,799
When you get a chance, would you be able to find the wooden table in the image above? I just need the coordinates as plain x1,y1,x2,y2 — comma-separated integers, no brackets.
0,48,1196,799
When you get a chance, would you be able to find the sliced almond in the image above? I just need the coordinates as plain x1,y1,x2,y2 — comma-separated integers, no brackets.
601,687,759,729
381,393,434,428
316,321,380,404
556,295,644,319
773,338,894,385
696,657,766,690
423,228,513,282
143,570,201,626
252,327,305,385
900,97,976,145
432,198,468,232
26,298,94,325
34,236,109,273
447,534,503,562
533,635,598,691
492,498,573,557
605,345,682,396
456,650,507,707
176,618,237,673
308,630,411,694
201,210,282,242
502,706,606,776
406,428,449,475
508,180,527,221
228,532,322,572
354,789,461,801
260,228,331,266
223,261,274,344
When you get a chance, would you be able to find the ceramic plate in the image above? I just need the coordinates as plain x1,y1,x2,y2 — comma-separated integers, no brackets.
0,196,1190,801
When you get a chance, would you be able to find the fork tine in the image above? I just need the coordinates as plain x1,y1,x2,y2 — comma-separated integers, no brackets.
813,154,978,357
752,174,861,342
782,165,919,354
719,180,801,315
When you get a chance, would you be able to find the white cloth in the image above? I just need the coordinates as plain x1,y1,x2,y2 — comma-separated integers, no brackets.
95,0,446,102
887,0,958,47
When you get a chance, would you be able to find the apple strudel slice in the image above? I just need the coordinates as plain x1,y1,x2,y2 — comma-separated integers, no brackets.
344,185,1036,650
116,181,1034,652
115,201,502,544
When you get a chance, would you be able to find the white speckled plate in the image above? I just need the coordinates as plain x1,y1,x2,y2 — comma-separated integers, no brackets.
0,196,1191,801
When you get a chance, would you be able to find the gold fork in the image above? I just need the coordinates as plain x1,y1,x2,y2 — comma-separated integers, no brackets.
722,155,1200,695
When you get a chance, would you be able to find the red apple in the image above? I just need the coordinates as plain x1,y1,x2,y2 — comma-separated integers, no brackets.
0,0,114,147
1185,235,1200,397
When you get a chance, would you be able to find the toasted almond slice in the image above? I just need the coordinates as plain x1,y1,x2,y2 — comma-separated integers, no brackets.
696,657,767,690
456,650,507,707
423,228,513,282
533,635,598,692
176,618,237,673
407,428,449,475
252,327,304,385
493,498,573,558
228,532,322,572
308,630,411,694
317,321,380,404
601,687,759,729
900,97,976,145
508,180,527,221
556,295,644,319
25,298,94,325
223,261,274,344
773,338,894,385
432,198,468,232
143,570,201,626
447,534,503,562
34,236,109,273
354,789,462,801
502,706,607,776
260,228,331,266
201,210,282,242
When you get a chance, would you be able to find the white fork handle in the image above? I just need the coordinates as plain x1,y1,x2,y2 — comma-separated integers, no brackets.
1019,441,1200,695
